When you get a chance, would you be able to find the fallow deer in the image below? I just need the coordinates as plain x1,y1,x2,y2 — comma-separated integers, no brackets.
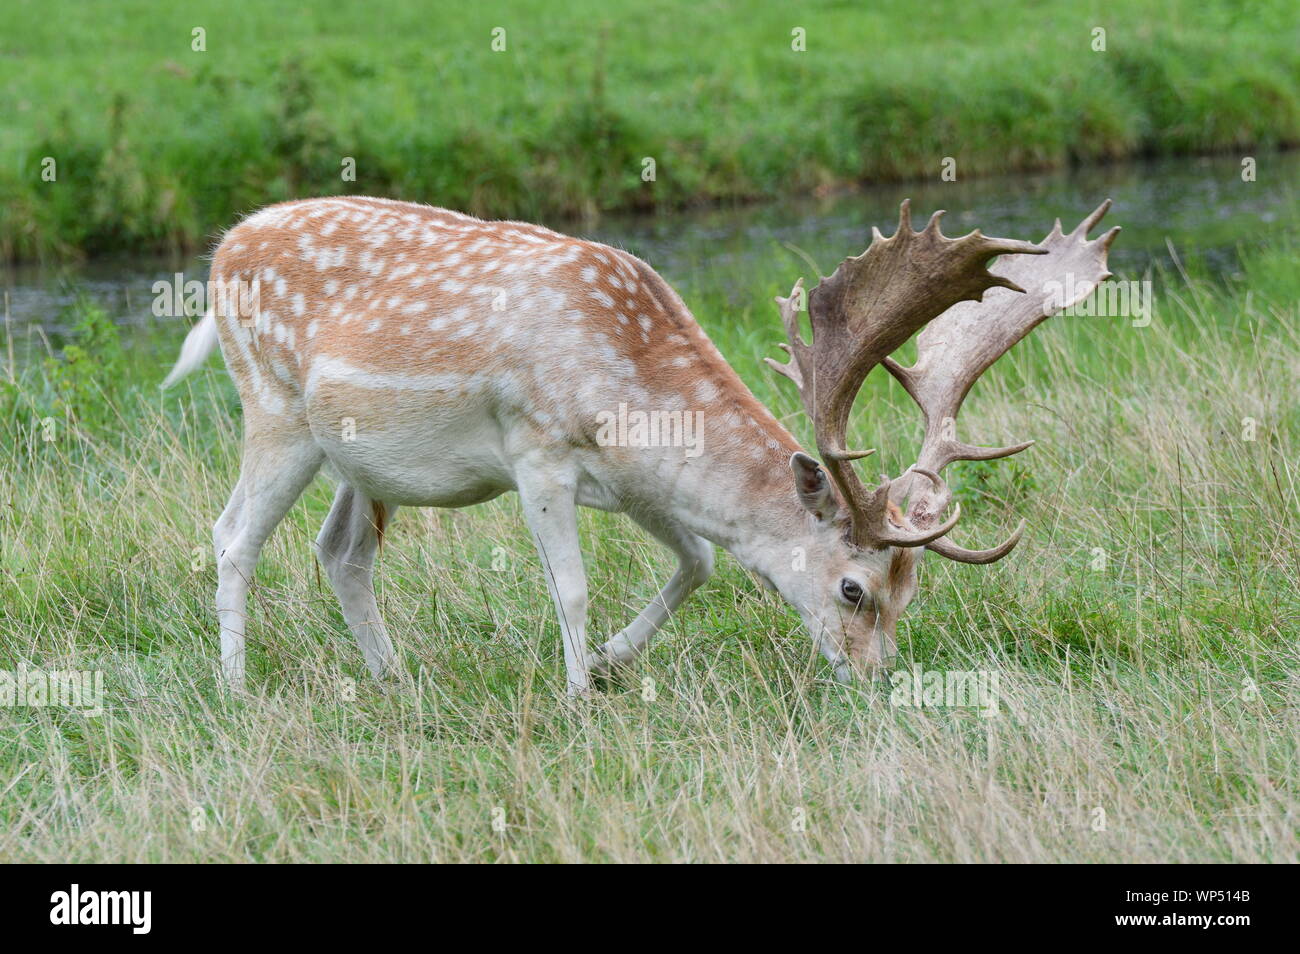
163,196,1118,693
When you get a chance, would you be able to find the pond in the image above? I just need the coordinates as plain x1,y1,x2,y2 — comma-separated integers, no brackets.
2,151,1294,342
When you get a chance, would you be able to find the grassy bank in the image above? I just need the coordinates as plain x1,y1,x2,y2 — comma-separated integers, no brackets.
2,0,1298,261
1,237,1297,862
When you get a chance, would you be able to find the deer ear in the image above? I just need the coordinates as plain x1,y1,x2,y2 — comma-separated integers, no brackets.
791,452,838,521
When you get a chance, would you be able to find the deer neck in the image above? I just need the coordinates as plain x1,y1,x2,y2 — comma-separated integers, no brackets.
640,402,807,586
607,263,811,585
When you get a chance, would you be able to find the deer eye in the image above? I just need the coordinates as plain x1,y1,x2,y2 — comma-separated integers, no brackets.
840,578,865,605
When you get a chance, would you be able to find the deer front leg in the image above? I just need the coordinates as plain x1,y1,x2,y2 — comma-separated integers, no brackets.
587,515,713,677
516,468,591,696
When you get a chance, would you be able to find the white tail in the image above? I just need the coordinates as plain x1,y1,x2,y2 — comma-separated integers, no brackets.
172,195,1116,693
161,308,219,389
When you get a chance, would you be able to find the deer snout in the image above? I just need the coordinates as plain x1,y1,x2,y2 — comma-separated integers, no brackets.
848,621,897,677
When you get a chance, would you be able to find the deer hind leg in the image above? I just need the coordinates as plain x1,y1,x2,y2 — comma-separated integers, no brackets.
516,467,591,696
215,430,323,689
213,476,247,567
587,514,714,678
315,483,399,679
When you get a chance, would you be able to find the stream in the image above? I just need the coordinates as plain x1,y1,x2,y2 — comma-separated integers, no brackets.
2,151,1294,342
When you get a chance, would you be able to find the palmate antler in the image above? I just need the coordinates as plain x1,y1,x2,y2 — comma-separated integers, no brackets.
885,200,1120,563
768,199,1119,559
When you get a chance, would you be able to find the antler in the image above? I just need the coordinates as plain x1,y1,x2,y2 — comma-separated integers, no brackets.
766,200,1045,550
884,200,1121,562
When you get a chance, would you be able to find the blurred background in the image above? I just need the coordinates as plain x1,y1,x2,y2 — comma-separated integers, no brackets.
1,0,1296,439
2,0,1295,279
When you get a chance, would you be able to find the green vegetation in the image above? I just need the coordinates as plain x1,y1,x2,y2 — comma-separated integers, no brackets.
2,239,1296,861
2,0,1297,261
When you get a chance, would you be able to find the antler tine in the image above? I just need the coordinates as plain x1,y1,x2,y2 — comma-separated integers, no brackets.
897,197,913,231
1098,225,1122,255
764,280,809,403
926,519,1027,564
765,349,804,400
767,200,1047,550
767,280,878,477
886,200,1120,562
880,503,962,547
872,468,962,548
1075,198,1113,236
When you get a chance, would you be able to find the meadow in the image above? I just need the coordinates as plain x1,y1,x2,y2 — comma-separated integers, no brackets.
1,231,1297,862
2,0,1298,261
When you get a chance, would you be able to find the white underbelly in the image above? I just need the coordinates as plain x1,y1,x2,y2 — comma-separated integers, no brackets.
306,382,512,506
319,422,510,507
302,361,628,512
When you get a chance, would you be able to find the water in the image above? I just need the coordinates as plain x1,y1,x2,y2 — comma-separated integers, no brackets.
2,152,1294,339
592,152,1296,308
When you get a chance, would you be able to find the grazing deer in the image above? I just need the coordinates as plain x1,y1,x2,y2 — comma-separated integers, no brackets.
163,196,1118,692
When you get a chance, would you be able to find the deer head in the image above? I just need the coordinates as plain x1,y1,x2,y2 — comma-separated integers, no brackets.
767,200,1119,679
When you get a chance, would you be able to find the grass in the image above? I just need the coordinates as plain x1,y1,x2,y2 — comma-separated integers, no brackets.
1,230,1297,862
2,0,1298,261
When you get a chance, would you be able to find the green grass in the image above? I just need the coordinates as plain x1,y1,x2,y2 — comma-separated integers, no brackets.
1,234,1297,862
2,0,1298,261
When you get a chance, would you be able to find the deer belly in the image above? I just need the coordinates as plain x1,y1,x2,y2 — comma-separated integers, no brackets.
306,377,509,507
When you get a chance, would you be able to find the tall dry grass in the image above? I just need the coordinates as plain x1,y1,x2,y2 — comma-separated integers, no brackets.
1,243,1296,861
